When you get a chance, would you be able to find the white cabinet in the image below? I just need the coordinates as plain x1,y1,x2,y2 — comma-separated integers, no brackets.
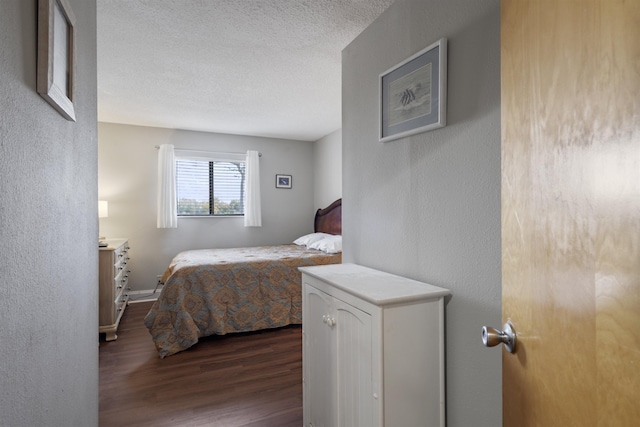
300,263,450,427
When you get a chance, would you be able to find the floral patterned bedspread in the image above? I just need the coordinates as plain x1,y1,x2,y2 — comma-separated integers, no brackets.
144,244,341,358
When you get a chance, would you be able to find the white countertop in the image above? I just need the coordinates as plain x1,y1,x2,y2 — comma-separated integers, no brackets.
299,263,450,306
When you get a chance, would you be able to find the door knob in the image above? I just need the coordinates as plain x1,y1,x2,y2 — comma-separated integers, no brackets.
482,322,517,353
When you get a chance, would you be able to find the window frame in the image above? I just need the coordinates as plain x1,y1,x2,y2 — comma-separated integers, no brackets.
174,150,247,218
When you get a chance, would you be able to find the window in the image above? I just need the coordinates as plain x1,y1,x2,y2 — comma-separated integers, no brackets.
176,158,246,216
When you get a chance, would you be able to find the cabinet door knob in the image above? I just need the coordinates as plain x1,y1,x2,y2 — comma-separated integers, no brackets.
322,314,336,327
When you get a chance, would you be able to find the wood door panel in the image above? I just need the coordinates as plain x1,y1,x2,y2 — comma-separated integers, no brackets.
501,0,640,425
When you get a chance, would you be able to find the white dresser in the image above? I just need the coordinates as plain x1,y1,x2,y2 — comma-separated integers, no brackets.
299,263,450,427
99,238,131,341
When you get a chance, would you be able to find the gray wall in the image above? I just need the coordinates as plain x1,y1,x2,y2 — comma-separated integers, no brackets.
98,122,319,292
0,0,99,425
342,0,501,425
313,129,343,208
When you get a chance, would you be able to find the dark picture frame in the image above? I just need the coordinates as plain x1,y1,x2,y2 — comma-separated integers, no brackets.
379,38,447,142
275,174,292,189
37,0,76,121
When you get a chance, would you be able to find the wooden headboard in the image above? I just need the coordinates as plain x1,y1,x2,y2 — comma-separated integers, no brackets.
314,199,342,235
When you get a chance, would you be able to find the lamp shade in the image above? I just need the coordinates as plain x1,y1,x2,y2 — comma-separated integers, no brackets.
98,200,109,218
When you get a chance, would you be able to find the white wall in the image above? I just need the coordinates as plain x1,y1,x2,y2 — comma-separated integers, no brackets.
98,122,318,291
342,0,501,426
313,129,342,208
0,0,98,424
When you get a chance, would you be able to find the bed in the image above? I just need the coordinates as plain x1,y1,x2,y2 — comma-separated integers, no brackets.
144,199,342,358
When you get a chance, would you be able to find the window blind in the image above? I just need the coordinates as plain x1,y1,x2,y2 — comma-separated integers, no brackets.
176,158,246,216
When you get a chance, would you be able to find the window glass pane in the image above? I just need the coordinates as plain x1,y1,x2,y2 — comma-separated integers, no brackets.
176,160,210,215
176,158,246,216
213,161,245,215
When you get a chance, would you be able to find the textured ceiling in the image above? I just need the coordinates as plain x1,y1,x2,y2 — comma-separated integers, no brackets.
97,0,394,141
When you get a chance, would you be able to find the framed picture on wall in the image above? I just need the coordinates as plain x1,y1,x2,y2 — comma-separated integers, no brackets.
37,0,77,121
275,174,292,189
379,38,447,142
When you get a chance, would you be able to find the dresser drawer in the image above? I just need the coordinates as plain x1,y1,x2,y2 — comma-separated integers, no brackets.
113,248,130,276
115,268,129,292
112,286,129,319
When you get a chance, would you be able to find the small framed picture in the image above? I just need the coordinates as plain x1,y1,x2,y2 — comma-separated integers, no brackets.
37,0,77,121
379,38,447,142
275,174,292,189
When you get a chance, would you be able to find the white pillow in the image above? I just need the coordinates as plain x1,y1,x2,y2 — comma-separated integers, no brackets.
308,235,342,254
293,232,332,246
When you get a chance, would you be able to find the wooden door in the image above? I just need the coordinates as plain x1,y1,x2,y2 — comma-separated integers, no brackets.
501,0,640,426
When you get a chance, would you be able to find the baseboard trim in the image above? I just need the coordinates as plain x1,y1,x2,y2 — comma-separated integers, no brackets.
127,289,161,303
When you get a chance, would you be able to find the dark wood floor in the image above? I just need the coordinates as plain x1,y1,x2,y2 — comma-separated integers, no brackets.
99,301,303,427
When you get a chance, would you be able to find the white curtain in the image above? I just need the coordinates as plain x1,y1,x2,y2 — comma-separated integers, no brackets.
244,150,262,227
157,144,177,228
